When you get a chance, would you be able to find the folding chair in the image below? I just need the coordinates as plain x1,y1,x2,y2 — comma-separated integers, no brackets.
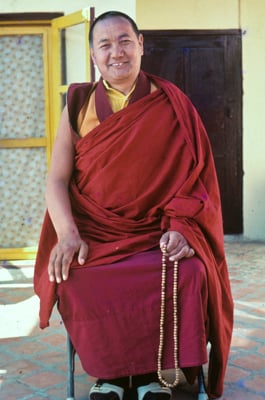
67,334,76,400
66,334,208,400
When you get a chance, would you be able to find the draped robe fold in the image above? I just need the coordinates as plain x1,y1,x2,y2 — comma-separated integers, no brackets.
34,71,233,399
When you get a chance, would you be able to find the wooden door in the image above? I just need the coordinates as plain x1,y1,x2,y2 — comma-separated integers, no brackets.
141,30,242,234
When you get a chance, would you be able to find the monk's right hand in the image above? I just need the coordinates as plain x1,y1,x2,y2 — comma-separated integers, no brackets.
48,234,88,283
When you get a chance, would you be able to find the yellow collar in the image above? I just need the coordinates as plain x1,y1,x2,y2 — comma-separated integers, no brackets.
103,80,136,112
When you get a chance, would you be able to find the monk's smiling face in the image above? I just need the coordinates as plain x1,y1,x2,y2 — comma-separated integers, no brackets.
90,16,144,95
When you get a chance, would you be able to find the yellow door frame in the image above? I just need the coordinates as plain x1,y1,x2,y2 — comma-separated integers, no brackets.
49,9,94,147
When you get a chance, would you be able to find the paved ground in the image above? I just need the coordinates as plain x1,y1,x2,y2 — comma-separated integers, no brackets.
0,238,264,400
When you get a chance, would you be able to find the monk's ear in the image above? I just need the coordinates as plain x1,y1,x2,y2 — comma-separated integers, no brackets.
138,33,144,55
90,48,96,66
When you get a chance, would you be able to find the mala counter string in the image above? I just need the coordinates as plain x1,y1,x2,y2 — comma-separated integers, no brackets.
157,244,180,388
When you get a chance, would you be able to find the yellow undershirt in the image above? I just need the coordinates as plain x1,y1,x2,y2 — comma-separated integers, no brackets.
103,80,136,112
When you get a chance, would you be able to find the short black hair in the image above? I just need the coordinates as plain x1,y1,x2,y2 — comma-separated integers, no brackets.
89,11,140,47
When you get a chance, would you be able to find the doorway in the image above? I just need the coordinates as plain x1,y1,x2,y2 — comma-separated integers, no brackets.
0,10,93,260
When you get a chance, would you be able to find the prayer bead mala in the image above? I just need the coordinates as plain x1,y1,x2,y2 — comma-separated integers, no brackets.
157,245,180,388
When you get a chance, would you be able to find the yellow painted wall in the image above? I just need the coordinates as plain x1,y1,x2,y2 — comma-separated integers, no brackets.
0,0,135,18
137,0,265,240
136,0,240,29
240,0,265,239
1,0,265,240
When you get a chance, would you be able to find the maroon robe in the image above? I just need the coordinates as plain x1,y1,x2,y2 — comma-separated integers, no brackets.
34,71,233,398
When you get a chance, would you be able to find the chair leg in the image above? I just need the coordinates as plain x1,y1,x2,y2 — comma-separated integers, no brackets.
197,366,208,400
66,333,76,400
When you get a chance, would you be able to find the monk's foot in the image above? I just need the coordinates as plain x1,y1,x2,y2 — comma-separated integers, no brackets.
137,382,172,400
89,382,124,400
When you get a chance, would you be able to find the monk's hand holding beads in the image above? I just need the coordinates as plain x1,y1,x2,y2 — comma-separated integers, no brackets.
160,230,195,261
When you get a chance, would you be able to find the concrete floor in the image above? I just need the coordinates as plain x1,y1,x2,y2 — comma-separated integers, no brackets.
0,238,264,399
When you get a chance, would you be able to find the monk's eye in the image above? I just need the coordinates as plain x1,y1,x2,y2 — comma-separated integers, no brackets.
99,43,111,49
120,39,131,45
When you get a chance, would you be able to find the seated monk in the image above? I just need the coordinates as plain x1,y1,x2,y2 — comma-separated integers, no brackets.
34,10,233,400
